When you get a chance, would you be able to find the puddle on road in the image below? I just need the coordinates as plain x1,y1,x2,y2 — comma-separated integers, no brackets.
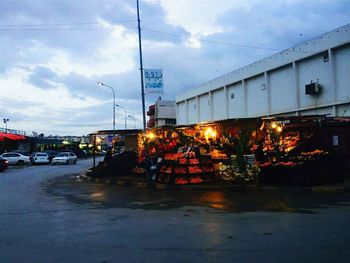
44,174,350,214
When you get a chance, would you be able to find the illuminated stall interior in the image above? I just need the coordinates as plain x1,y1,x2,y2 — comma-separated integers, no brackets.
137,116,350,185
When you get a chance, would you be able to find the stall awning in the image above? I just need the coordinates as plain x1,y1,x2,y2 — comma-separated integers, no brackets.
0,133,26,141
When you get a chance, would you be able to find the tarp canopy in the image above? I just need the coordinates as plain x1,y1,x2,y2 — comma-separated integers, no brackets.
0,133,26,141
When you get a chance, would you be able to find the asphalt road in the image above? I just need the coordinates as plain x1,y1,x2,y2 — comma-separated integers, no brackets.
1,159,350,263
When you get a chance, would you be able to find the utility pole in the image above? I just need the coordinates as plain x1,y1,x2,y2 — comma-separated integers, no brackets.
137,0,146,130
137,0,152,184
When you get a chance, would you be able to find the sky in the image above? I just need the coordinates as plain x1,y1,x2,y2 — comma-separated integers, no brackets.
0,0,349,136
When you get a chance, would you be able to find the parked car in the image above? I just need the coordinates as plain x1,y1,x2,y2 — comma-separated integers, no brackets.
0,152,31,165
0,157,9,172
31,152,50,165
51,152,77,165
12,150,30,156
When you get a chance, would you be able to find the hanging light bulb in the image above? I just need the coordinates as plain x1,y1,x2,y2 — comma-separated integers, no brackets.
204,127,217,141
146,131,156,140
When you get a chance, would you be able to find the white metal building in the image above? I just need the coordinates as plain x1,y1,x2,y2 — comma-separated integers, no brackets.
155,99,176,126
176,24,350,125
147,99,176,127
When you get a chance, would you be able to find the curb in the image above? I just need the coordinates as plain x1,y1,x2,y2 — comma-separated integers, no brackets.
78,174,150,189
77,174,350,193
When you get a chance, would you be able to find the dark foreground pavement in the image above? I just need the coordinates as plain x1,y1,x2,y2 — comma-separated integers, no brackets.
1,161,350,263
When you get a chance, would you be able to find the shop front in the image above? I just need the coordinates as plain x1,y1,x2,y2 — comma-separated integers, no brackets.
136,116,349,186
137,119,262,185
0,133,27,153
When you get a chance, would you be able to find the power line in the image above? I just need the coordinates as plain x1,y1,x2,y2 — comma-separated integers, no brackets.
142,27,282,52
0,20,134,27
0,27,115,31
142,27,350,57
0,20,135,31
0,21,349,57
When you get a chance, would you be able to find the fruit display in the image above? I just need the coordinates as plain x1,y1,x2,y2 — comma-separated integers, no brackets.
283,133,300,153
164,153,184,161
209,149,228,160
201,165,214,173
136,116,346,187
189,176,203,184
218,163,260,183
174,167,187,174
301,149,328,156
189,158,199,164
156,148,216,185
188,165,202,174
179,158,188,164
175,177,188,185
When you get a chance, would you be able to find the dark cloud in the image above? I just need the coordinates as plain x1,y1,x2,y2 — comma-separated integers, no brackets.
1,0,350,135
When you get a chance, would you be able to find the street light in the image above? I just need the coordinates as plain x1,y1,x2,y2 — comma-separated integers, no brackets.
116,104,127,130
97,82,115,133
128,115,136,129
3,118,9,133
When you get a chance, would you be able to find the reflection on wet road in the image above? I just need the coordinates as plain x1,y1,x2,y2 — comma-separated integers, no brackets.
1,162,350,262
47,175,350,214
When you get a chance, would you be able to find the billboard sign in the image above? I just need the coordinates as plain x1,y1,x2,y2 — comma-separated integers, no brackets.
144,69,163,94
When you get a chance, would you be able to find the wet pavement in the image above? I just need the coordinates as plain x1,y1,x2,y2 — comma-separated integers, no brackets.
49,175,350,214
1,159,350,262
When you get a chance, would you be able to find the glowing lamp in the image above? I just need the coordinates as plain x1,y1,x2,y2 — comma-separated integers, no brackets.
146,132,156,140
276,126,282,133
271,122,277,129
204,127,217,140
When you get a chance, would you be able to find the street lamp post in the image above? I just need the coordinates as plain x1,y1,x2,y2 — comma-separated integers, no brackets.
128,115,136,129
97,82,115,133
116,104,127,130
3,118,9,133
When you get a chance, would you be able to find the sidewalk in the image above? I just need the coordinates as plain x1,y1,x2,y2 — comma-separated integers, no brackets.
78,173,350,193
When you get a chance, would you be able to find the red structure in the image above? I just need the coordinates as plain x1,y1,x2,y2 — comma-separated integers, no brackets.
147,104,156,128
0,133,26,142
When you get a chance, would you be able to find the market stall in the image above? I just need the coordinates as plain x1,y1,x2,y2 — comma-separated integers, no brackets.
257,116,345,185
136,116,349,186
137,119,262,185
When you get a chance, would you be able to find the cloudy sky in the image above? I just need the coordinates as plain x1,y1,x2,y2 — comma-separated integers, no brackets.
0,0,349,135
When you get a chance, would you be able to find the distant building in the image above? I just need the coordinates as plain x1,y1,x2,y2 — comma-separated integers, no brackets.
176,23,350,125
147,98,176,128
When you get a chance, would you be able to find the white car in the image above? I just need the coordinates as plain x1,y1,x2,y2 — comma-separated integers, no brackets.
0,152,31,165
52,152,77,165
31,152,50,164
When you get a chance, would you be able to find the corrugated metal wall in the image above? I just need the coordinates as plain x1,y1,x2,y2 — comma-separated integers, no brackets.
176,24,350,125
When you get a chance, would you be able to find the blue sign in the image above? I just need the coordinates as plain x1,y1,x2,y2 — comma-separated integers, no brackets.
144,69,163,94
107,135,113,146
